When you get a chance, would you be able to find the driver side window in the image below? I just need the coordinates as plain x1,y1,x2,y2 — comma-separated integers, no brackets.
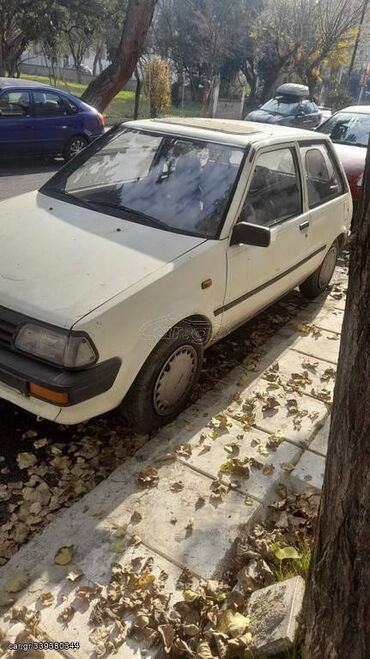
240,148,301,227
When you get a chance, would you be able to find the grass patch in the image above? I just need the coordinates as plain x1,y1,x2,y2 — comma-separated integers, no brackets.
21,74,203,124
270,540,312,582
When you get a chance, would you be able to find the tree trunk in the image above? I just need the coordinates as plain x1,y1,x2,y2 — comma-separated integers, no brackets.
93,43,103,77
304,145,370,657
134,66,142,119
81,0,158,112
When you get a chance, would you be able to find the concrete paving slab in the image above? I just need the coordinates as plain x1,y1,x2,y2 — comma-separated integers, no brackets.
294,305,344,335
261,349,336,403
247,576,305,655
290,450,325,491
226,379,328,446
176,423,303,502
33,544,196,659
290,327,341,364
107,461,260,578
309,417,330,456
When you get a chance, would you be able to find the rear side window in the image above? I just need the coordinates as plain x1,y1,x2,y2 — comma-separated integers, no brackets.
0,90,31,117
300,144,344,208
240,147,301,227
33,90,71,117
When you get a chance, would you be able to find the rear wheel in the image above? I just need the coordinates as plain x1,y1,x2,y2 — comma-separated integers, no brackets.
299,241,338,299
63,135,88,161
122,324,204,433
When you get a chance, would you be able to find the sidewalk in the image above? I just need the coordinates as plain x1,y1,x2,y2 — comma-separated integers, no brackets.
0,268,347,658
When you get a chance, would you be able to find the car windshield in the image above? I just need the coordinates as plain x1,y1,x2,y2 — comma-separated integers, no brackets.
318,112,370,147
43,127,245,239
260,97,301,117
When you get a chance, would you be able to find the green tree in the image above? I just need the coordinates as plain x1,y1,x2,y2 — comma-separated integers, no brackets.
0,0,54,76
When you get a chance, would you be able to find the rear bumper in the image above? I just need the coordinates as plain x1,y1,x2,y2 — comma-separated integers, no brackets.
0,347,120,407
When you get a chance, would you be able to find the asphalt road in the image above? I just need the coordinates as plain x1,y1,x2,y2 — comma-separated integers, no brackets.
0,158,61,202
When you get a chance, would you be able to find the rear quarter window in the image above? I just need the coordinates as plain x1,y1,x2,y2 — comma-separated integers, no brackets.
299,143,344,208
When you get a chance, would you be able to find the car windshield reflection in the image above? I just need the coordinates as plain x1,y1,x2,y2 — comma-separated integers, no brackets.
44,127,245,239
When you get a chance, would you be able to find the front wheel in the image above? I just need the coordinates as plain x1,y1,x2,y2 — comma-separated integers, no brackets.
299,241,338,299
122,324,204,433
63,135,88,161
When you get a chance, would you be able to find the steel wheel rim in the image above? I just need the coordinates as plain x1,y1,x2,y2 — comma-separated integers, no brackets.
153,345,198,416
70,138,86,157
319,246,337,288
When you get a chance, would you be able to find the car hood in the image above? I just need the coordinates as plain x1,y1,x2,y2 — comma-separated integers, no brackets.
246,110,287,124
0,191,206,328
332,142,366,177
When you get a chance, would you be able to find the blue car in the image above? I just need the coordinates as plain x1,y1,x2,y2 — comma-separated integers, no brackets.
0,78,105,160
245,83,322,130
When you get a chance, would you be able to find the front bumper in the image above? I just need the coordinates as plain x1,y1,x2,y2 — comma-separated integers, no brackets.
0,347,120,407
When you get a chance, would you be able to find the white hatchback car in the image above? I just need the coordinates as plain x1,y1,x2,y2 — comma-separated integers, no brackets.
0,118,351,431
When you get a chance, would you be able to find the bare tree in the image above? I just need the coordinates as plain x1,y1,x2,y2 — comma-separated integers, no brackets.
81,0,158,111
304,146,370,656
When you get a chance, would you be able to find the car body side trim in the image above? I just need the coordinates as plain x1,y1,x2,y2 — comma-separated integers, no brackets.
214,244,327,316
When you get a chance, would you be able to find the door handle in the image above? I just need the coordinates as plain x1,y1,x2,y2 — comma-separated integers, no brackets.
299,221,310,231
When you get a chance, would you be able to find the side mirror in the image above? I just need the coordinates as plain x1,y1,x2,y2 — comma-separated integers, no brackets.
231,221,271,247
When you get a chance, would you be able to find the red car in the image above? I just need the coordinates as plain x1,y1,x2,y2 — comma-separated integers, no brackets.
317,105,369,212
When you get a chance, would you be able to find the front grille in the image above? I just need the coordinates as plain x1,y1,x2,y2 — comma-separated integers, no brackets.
0,306,25,349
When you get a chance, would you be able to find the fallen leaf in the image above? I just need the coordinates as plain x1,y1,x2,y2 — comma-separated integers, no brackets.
217,609,250,637
76,585,101,601
5,571,30,593
54,545,74,566
223,443,239,455
38,592,54,607
170,481,184,493
57,605,75,623
137,466,159,488
183,589,201,602
130,510,142,524
33,438,48,449
158,623,175,653
16,452,37,470
262,464,275,476
281,462,295,472
274,546,301,561
262,396,280,412
135,572,156,588
66,570,83,582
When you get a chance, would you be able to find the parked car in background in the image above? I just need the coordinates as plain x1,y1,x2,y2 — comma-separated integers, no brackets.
0,78,105,160
245,83,322,130
317,106,370,210
318,106,332,125
0,118,351,431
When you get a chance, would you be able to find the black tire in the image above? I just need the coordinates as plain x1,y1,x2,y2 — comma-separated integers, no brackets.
299,241,338,299
63,135,88,161
122,323,204,433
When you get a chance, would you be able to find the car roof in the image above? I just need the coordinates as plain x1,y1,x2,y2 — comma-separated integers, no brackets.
338,105,370,114
126,117,329,147
0,77,52,90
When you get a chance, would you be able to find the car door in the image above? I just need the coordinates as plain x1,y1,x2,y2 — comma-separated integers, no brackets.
32,90,76,154
299,141,351,254
218,144,314,332
294,101,318,130
0,89,37,155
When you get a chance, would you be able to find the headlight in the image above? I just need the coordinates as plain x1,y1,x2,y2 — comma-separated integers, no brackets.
15,323,97,368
